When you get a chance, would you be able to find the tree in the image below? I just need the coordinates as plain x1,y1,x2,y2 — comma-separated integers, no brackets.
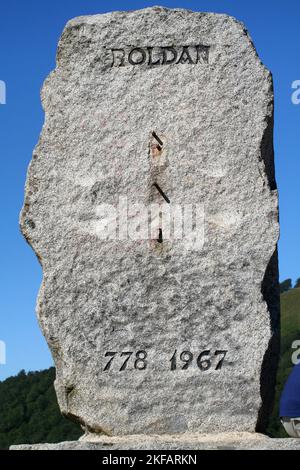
280,279,292,293
294,278,300,289
0,368,82,449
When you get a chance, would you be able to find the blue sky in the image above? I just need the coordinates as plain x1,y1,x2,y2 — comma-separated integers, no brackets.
0,0,299,380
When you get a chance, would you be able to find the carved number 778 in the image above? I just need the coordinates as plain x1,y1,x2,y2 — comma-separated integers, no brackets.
103,351,147,371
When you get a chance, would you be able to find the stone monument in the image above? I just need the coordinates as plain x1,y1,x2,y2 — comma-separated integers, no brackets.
15,6,300,450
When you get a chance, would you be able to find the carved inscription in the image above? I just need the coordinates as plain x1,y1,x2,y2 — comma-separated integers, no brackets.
169,349,228,371
103,349,228,371
110,45,210,67
104,351,147,371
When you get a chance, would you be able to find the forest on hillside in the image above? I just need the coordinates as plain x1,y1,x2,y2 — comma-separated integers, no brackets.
0,368,82,449
268,285,300,437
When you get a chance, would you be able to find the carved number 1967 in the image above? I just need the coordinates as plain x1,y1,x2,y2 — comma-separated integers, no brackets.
170,349,228,371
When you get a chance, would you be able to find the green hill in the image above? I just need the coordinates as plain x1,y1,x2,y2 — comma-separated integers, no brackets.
267,288,300,437
0,368,82,449
280,288,300,351
0,288,300,448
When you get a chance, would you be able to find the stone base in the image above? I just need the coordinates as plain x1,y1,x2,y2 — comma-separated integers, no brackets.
10,433,300,450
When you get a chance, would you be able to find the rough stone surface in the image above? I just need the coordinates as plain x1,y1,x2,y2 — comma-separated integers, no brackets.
11,434,300,451
20,7,279,436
